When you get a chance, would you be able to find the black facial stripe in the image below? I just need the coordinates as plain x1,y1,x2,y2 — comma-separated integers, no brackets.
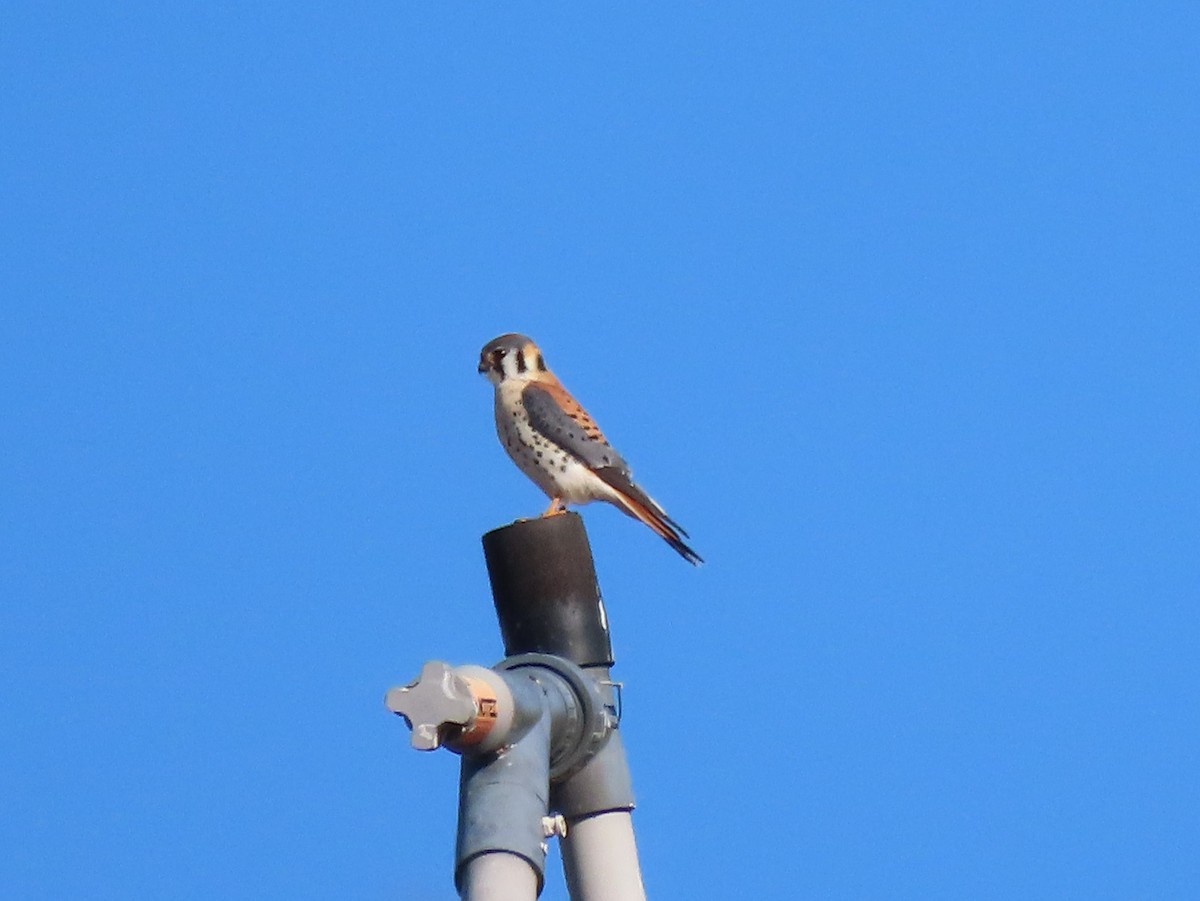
516,350,527,373
536,354,547,372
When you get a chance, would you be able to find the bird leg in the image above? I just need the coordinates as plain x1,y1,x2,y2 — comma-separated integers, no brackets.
542,498,567,517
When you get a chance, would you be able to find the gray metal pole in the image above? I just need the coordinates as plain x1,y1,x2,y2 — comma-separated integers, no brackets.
388,513,647,899
484,514,645,900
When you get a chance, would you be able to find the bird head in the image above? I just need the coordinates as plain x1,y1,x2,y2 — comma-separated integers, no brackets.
478,333,549,386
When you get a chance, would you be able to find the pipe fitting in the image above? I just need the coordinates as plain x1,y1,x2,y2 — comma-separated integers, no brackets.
385,660,543,754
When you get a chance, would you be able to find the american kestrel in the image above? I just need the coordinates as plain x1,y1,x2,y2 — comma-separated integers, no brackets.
478,333,702,565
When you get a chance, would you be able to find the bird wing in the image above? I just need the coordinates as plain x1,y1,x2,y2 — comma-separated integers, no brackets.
523,382,702,564
521,382,627,470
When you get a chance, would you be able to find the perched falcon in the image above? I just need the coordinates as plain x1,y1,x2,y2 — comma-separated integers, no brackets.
478,333,702,564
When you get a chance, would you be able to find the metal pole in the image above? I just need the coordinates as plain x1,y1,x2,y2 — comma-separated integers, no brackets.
388,513,646,900
483,514,645,901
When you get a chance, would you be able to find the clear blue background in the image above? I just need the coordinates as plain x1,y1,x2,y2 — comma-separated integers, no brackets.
2,3,1197,899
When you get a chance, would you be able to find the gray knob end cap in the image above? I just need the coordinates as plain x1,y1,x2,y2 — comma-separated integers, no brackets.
385,661,476,750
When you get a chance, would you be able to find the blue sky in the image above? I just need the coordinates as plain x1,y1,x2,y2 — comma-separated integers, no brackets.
2,3,1197,899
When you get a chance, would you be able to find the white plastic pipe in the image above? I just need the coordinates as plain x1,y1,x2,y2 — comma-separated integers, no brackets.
561,811,646,901
460,852,539,901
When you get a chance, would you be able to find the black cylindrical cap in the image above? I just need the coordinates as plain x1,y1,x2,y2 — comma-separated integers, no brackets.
482,513,613,667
